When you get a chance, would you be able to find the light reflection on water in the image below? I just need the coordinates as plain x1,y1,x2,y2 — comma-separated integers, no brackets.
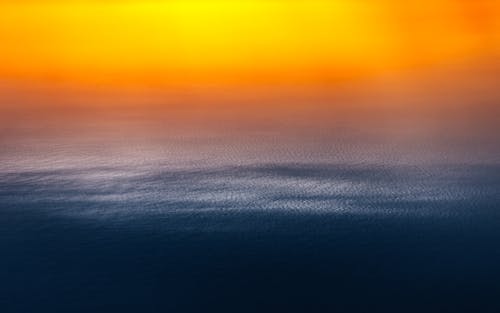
1,136,499,221
1,112,500,313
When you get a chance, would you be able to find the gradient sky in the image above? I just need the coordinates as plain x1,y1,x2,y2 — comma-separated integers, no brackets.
1,0,499,144
1,0,499,88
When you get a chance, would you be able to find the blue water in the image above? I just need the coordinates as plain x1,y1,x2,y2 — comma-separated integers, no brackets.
2,156,500,312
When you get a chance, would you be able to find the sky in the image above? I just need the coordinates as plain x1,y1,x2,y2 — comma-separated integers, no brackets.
0,0,499,146
1,0,499,88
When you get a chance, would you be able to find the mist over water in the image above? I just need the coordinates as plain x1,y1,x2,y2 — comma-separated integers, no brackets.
1,105,500,312
2,64,500,312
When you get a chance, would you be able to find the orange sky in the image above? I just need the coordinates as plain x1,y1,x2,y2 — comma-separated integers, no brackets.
1,0,499,150
1,0,499,88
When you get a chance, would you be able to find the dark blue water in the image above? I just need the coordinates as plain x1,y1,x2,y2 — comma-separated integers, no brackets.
2,160,500,312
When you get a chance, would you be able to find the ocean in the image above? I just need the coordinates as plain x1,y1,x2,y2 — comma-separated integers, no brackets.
1,134,500,312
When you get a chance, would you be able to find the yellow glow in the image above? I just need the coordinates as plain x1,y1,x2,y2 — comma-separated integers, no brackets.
1,0,499,87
